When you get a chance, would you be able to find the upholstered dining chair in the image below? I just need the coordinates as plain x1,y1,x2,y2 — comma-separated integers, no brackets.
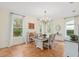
43,39,50,49
48,34,56,48
34,38,43,50
34,34,43,50
43,34,54,49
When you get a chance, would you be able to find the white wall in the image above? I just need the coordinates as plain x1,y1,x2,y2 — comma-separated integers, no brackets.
74,16,79,35
24,16,39,33
0,7,10,48
53,18,65,38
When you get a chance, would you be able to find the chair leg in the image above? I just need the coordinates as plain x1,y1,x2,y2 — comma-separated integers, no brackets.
47,45,50,50
41,48,43,50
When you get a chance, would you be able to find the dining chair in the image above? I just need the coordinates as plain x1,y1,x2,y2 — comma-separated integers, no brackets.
43,34,53,49
43,39,50,49
48,34,56,48
34,36,43,50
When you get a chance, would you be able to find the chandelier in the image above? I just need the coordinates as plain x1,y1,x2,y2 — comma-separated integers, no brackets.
39,10,52,34
41,10,51,24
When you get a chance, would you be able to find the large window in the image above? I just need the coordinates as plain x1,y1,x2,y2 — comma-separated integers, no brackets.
11,13,24,37
13,18,23,37
65,17,75,40
66,20,74,36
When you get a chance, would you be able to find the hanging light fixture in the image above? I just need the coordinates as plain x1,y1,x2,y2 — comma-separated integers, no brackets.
40,10,51,24
39,10,52,34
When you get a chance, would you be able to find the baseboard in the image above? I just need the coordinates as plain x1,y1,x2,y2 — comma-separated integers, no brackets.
9,42,26,48
0,42,26,50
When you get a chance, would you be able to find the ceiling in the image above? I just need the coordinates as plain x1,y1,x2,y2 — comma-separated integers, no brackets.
0,2,79,19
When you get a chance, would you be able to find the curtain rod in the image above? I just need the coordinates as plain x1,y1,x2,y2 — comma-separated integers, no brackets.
10,12,26,17
64,15,79,19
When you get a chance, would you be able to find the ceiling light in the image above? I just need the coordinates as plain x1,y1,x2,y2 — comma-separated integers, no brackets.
41,10,51,24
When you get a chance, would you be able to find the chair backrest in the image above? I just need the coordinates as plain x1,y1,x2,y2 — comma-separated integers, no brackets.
35,33,38,39
49,34,53,40
49,34,57,43
34,38,43,48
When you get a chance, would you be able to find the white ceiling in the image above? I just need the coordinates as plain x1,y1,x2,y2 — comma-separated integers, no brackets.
0,2,79,19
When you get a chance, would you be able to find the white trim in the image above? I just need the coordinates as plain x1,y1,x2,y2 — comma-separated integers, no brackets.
9,12,25,47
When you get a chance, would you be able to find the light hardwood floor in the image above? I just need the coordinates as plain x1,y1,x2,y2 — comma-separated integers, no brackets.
0,41,64,57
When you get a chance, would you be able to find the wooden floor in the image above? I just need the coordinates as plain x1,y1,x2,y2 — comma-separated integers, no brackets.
0,41,64,57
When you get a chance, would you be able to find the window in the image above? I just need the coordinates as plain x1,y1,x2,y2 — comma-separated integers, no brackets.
66,20,74,36
11,13,23,37
65,17,75,40
13,18,23,37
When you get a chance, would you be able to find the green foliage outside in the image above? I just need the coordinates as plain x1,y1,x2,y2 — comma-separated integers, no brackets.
13,28,22,37
67,30,78,41
67,30,74,36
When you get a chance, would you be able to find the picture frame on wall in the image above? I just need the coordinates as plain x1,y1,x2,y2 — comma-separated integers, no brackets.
28,23,35,29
